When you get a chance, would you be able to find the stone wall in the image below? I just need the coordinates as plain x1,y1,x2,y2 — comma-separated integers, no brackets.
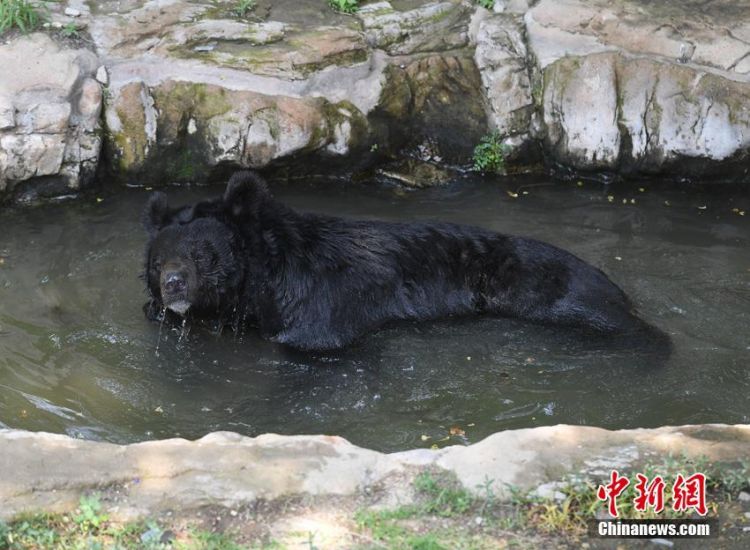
2,0,750,202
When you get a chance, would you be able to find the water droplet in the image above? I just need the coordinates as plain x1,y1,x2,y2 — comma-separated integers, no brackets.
155,308,167,357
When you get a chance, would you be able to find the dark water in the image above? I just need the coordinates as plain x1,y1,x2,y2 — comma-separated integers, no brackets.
0,175,748,451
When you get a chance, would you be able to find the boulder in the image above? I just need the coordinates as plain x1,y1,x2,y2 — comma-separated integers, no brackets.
525,0,750,177
358,1,470,55
0,34,102,202
105,78,371,184
92,0,485,183
374,53,489,165
472,12,535,145
542,52,750,175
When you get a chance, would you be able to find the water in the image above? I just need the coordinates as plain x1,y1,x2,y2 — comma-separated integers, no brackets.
0,175,748,451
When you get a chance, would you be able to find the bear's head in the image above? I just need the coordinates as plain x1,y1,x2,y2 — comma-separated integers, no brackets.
142,172,270,320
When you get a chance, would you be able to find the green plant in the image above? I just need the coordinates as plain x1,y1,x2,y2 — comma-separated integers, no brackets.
719,460,750,496
328,0,358,14
475,0,495,9
73,494,108,533
233,0,255,18
61,21,78,38
0,0,45,33
413,471,473,517
186,529,246,549
1,514,60,548
472,131,508,174
0,499,250,549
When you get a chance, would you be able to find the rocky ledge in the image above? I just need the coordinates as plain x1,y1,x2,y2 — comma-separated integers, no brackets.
2,0,750,202
2,423,749,522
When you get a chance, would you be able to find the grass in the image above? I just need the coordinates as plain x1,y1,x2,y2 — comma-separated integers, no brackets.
353,472,516,549
511,454,750,535
472,131,509,174
0,0,45,34
328,0,358,14
232,0,255,19
354,456,750,547
475,0,495,9
60,21,78,38
2,457,748,549
0,494,246,550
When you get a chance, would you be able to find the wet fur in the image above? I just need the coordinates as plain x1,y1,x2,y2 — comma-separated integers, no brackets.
143,172,666,351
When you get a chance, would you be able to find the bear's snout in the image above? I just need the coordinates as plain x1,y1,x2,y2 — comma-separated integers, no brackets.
158,260,197,316
164,272,186,295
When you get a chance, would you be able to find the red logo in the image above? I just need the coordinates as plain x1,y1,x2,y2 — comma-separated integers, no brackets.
597,470,630,517
673,473,708,516
596,471,707,518
633,474,666,513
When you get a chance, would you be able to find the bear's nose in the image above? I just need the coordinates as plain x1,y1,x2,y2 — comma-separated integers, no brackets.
164,272,186,294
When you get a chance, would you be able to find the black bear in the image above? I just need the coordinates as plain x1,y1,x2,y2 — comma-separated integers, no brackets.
143,171,662,351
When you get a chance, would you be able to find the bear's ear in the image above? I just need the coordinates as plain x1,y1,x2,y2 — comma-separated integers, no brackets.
223,171,272,220
143,192,170,235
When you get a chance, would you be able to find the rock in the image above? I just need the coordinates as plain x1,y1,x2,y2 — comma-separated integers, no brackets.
0,97,14,130
188,26,368,79
169,20,288,48
530,481,567,501
523,0,750,69
17,103,72,134
1,424,749,520
358,1,471,55
542,52,750,174
64,7,81,17
376,159,454,188
0,431,404,519
375,53,489,164
0,34,101,202
521,0,750,177
95,65,109,85
77,78,103,130
85,0,485,183
739,491,750,502
9,0,750,192
0,134,67,182
472,13,534,138
81,0,403,184
494,0,532,14
87,0,210,59
104,78,370,184
542,54,621,170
